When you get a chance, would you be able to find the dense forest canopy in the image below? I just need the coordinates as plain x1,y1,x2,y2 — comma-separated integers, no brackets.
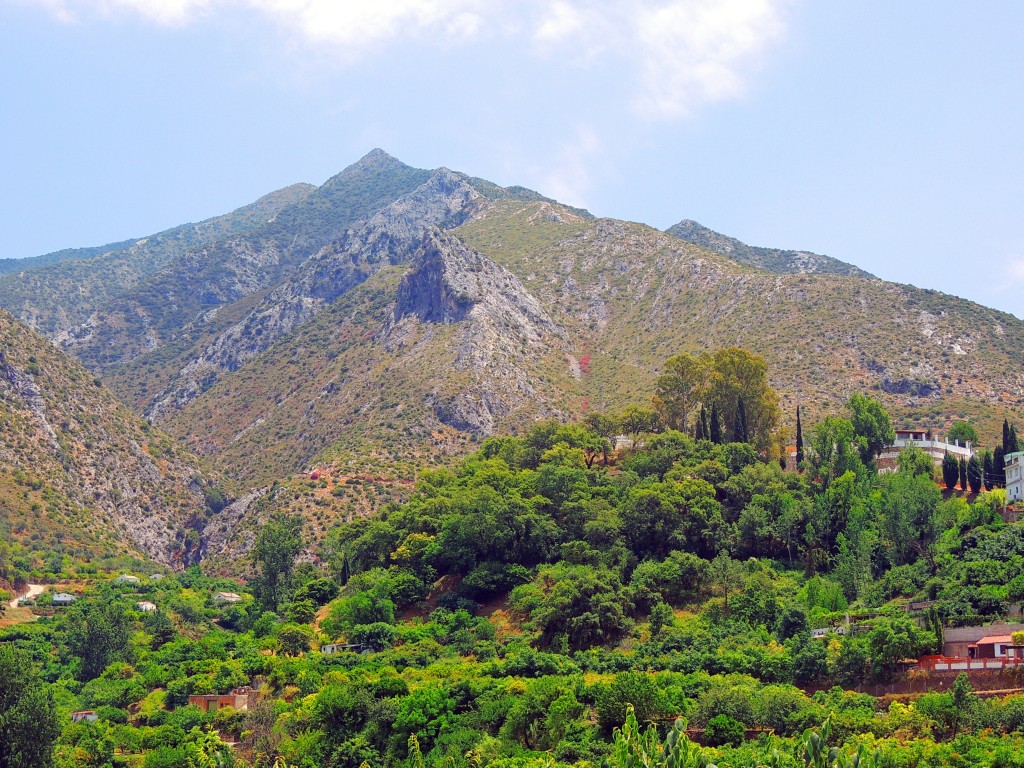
2,349,1024,767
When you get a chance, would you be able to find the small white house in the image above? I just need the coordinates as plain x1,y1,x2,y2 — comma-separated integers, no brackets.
150,574,164,581
115,574,141,585
1006,452,1023,503
214,591,243,604
71,711,98,723
136,601,157,612
52,593,77,606
321,643,341,655
810,626,848,639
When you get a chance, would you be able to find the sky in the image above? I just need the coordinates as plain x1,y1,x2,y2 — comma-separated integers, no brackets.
2,0,1023,317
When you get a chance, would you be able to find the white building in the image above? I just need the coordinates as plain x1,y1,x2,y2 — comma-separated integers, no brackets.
876,427,974,472
1006,452,1023,502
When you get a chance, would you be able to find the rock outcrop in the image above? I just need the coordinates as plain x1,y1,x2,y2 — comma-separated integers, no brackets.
146,168,486,420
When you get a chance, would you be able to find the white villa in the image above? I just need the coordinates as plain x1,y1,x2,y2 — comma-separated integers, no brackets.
876,427,974,472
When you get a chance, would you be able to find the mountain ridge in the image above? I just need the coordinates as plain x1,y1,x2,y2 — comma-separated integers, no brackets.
666,218,873,277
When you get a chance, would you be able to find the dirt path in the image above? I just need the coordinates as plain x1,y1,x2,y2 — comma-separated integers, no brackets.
7,583,44,609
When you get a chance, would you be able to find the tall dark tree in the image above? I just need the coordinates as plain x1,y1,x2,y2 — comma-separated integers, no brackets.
733,397,748,443
958,457,968,492
983,451,995,491
967,454,983,494
0,645,59,768
694,407,706,440
254,514,305,611
795,405,804,464
1011,424,1021,454
942,452,960,490
709,403,722,444
993,446,1006,487
340,550,351,587
1004,419,1012,454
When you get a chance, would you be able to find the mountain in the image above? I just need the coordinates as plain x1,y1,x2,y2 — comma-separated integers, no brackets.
0,183,314,342
3,150,1024,564
0,311,222,568
666,219,872,277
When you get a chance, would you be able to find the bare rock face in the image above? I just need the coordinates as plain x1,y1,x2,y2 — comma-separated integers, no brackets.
387,229,567,433
146,169,485,421
0,314,215,568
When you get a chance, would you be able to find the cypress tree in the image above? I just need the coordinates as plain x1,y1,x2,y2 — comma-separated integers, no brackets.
958,457,968,491
994,446,1006,487
1011,424,1021,454
1004,419,1012,454
340,551,351,586
710,403,722,444
795,405,804,464
701,406,709,441
967,454,983,493
695,407,706,441
733,397,748,443
942,451,960,490
983,451,995,491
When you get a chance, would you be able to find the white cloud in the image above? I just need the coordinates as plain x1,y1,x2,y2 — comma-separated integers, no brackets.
632,0,786,118
22,0,788,117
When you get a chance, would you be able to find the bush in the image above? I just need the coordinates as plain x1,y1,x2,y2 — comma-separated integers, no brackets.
704,714,745,747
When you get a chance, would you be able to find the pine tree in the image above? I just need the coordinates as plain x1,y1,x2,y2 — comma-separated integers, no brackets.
795,404,804,464
710,403,722,444
958,457,968,491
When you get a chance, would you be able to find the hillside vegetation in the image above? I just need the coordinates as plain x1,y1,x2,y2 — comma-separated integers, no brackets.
5,382,1024,767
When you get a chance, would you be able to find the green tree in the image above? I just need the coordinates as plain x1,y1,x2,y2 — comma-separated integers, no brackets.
649,602,675,638
846,393,895,464
0,645,59,768
993,446,1006,487
983,451,995,491
898,446,934,477
253,513,304,611
595,672,670,733
709,403,722,444
732,397,748,443
942,451,959,489
653,352,710,433
958,456,968,491
64,600,132,681
967,454,983,493
276,623,314,656
704,347,780,453
947,422,979,446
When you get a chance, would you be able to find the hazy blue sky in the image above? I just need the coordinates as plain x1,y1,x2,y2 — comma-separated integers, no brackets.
2,1,1023,317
